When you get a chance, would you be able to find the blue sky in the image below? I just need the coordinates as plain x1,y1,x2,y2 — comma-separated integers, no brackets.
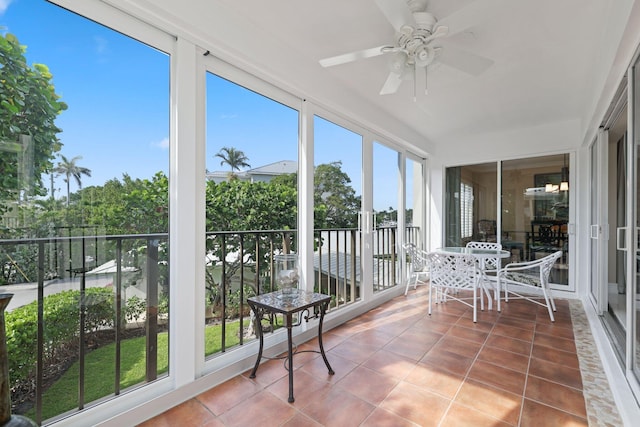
1,0,402,210
1,0,170,194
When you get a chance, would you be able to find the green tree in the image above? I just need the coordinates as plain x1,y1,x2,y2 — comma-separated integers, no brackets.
0,33,67,214
214,146,250,180
314,162,360,228
54,155,92,206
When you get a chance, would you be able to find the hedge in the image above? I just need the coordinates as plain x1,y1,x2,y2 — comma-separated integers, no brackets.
5,288,115,384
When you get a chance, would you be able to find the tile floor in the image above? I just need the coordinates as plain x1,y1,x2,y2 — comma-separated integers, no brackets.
138,287,619,426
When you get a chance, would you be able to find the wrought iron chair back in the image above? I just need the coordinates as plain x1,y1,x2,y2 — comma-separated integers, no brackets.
403,243,429,295
499,250,562,321
427,252,482,322
465,241,502,271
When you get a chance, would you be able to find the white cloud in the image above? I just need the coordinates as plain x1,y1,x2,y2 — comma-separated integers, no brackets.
94,36,110,62
152,137,170,150
0,0,14,15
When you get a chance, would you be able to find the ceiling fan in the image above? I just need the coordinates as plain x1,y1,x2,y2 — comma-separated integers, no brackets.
319,0,494,99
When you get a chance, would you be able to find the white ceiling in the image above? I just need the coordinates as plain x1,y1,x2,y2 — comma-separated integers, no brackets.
134,0,638,155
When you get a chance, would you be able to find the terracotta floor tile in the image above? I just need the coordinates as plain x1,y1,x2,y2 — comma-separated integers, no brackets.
362,349,417,380
499,301,539,322
349,327,396,348
520,398,588,427
440,402,514,427
531,343,580,369
404,361,464,399
360,408,418,427
525,375,587,418
307,330,346,351
455,378,522,425
535,322,574,340
384,333,438,361
420,347,475,377
380,381,450,427
201,418,226,427
491,323,534,342
467,360,527,395
327,339,379,364
431,334,483,359
371,318,413,336
241,357,288,387
534,331,577,353
330,320,369,337
266,368,331,406
529,357,583,390
301,387,375,426
218,390,296,427
196,375,262,415
496,314,536,331
300,353,356,384
280,412,323,427
446,324,490,344
336,366,398,405
477,345,530,373
411,315,453,334
137,399,214,426
426,310,463,326
455,315,496,333
401,327,445,345
485,333,532,356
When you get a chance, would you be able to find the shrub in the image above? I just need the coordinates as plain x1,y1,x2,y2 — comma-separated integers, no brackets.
5,288,115,384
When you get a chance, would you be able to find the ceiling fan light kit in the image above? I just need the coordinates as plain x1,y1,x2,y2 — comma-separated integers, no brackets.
319,0,494,99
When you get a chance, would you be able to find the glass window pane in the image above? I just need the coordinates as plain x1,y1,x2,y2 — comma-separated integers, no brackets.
314,116,361,306
1,1,169,422
445,163,497,247
204,73,298,358
373,142,400,291
502,154,569,284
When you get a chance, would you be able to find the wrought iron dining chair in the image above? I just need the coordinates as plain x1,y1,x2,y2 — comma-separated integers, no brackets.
427,251,482,322
403,243,429,295
466,241,502,310
498,250,562,321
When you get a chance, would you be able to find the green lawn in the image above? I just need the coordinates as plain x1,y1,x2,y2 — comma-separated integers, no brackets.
26,318,255,421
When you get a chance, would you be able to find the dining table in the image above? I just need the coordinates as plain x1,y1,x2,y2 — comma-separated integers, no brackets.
435,246,511,311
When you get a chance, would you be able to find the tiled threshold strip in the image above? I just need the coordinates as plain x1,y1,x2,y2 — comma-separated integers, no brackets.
569,300,623,426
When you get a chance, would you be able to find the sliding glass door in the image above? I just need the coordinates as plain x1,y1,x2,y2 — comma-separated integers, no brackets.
444,163,498,248
445,155,572,289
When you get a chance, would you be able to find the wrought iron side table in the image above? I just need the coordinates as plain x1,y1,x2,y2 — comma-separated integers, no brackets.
247,289,335,403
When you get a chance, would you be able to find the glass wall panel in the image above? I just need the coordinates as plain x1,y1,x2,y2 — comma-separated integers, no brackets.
373,142,400,292
313,116,362,307
0,1,169,422
589,140,600,306
502,154,569,285
632,54,640,381
204,73,298,358
406,155,425,249
445,163,497,248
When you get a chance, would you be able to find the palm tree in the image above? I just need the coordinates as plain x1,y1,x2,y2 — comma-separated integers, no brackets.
214,147,250,179
54,155,92,206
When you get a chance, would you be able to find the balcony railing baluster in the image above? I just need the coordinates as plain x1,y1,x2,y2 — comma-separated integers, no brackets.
146,239,159,381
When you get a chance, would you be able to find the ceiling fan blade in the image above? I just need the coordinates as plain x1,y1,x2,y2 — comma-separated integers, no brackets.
437,46,493,76
374,0,414,33
319,45,388,67
379,71,403,95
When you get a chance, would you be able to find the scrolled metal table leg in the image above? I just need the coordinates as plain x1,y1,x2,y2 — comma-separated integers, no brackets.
318,301,334,375
286,313,294,403
249,304,263,379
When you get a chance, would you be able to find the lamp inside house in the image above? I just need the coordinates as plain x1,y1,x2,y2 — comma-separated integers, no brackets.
560,153,569,191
